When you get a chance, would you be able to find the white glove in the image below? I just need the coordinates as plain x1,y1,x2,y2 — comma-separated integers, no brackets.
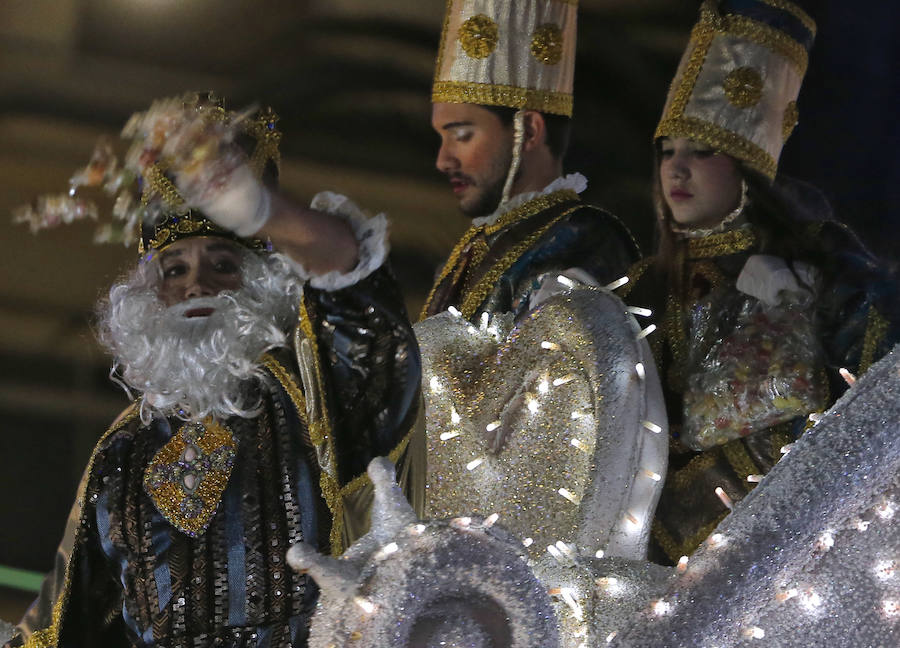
191,164,273,237
736,254,818,306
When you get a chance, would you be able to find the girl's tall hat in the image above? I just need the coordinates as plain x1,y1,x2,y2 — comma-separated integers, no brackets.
655,0,816,179
431,0,578,117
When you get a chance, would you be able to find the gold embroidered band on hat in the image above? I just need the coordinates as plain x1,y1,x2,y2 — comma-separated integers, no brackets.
655,0,816,179
432,0,579,117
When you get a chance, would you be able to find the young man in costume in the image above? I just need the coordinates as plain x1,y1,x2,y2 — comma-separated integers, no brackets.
6,96,422,648
422,0,641,322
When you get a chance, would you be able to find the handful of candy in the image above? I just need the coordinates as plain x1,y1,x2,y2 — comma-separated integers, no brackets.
682,303,826,451
121,94,252,208
12,93,260,245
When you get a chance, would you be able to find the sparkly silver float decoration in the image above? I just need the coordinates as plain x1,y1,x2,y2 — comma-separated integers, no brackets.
287,458,560,648
415,286,668,646
289,346,899,646
609,347,900,647
415,287,668,565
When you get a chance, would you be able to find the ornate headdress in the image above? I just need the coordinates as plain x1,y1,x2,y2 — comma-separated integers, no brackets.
431,0,578,118
14,92,282,254
655,0,816,179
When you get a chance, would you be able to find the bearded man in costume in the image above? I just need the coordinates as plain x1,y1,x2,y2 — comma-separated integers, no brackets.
421,0,641,322
5,96,422,648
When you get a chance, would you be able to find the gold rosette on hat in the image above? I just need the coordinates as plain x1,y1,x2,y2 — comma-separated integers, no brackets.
655,0,816,179
432,0,578,117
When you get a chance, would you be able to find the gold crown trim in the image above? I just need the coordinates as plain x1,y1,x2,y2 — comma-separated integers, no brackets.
667,10,718,118
655,115,777,178
757,0,817,36
723,14,809,75
432,80,573,117
141,163,187,211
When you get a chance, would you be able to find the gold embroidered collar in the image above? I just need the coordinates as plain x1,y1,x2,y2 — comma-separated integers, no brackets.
684,226,757,259
419,189,578,320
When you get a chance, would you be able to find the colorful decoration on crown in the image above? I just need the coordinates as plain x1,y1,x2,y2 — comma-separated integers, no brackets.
12,92,281,252
432,0,578,117
655,0,816,179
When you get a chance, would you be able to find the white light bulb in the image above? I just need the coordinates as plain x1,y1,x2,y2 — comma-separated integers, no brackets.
742,626,765,639
652,599,672,615
875,560,896,580
466,458,484,471
839,367,857,386
709,533,727,547
605,276,629,290
375,542,399,559
799,589,822,612
877,501,895,519
637,324,657,340
817,531,835,550
556,274,576,288
354,597,376,614
715,487,734,510
626,305,652,317
570,438,591,453
558,487,580,504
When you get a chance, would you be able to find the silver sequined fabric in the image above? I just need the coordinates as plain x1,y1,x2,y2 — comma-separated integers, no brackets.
416,288,668,564
611,347,900,647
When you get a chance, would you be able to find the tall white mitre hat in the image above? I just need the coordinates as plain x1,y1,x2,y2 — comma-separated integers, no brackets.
656,0,816,179
432,0,578,117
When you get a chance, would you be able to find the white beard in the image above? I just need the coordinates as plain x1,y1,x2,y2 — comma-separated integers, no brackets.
97,250,303,423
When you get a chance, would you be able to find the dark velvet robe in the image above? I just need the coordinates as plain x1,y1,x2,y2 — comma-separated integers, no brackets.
7,265,423,648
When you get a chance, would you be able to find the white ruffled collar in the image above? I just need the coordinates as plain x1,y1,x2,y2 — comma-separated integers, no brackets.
471,173,588,228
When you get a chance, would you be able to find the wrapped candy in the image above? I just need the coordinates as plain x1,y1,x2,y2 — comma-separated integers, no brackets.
682,300,826,450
